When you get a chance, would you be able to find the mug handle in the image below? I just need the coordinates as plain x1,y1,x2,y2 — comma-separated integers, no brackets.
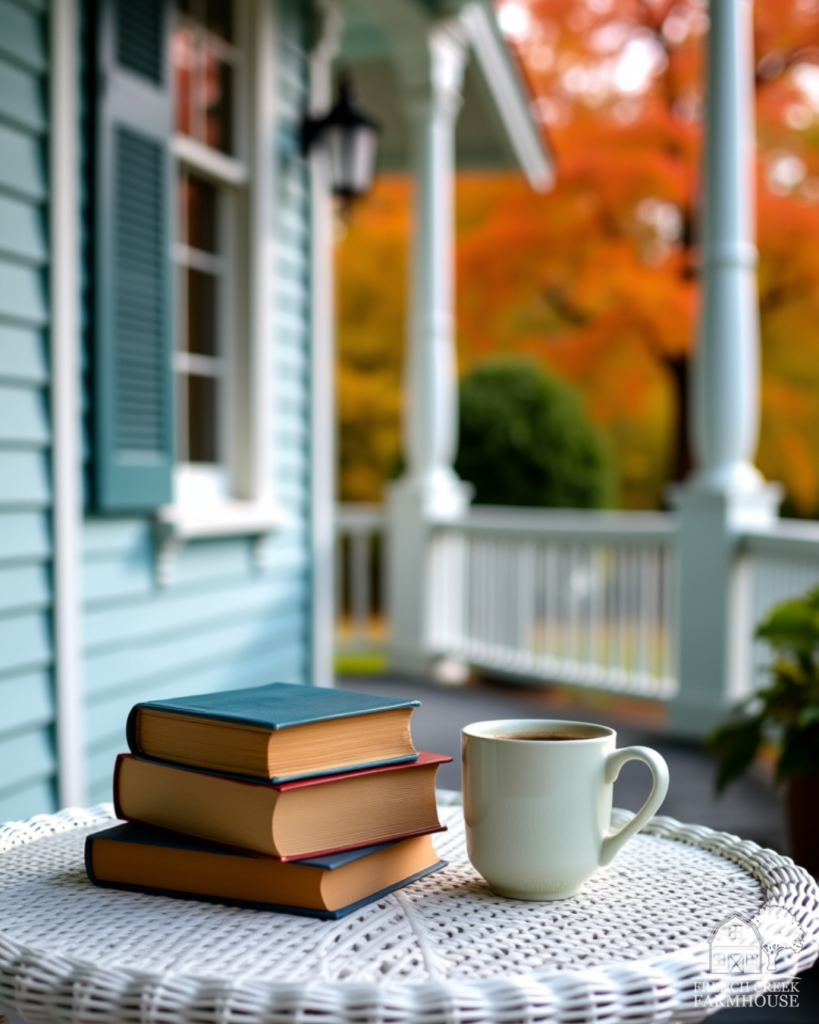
599,746,670,866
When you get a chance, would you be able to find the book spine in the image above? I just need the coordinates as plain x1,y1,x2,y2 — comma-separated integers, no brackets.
83,859,447,919
112,754,126,820
276,824,447,861
125,705,142,755
84,835,100,885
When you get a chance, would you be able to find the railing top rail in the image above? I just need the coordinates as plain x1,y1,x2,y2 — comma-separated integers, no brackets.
335,503,386,531
433,506,678,544
741,520,819,557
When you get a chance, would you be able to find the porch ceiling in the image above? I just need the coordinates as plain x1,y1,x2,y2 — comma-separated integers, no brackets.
339,0,554,186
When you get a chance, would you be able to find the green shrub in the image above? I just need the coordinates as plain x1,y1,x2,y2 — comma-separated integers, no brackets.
455,360,613,508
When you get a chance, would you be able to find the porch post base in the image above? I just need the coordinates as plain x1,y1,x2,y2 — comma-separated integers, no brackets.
667,480,781,738
386,473,471,677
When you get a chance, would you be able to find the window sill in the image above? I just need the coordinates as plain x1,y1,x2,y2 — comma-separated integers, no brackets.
155,499,289,586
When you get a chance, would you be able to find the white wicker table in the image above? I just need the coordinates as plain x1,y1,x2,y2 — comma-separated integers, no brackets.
0,793,817,1024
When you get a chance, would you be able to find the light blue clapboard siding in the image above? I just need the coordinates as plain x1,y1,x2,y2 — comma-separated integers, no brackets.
0,715,56,821
80,0,314,803
0,670,53,737
0,563,49,613
84,570,307,651
0,0,46,72
0,0,56,823
85,594,307,699
0,609,51,674
0,256,48,324
0,779,56,824
0,384,49,445
0,194,47,262
0,450,50,505
0,510,50,562
0,124,45,201
0,59,46,133
0,324,48,385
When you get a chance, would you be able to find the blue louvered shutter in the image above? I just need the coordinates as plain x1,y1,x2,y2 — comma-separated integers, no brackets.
92,0,174,511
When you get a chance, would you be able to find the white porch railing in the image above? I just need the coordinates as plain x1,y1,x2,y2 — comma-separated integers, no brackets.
741,523,819,686
335,503,819,715
335,504,387,654
427,509,677,699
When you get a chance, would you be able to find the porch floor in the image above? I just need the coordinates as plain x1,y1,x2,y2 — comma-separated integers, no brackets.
337,672,816,1023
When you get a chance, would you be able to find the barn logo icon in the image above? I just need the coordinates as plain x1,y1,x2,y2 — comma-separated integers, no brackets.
709,907,805,974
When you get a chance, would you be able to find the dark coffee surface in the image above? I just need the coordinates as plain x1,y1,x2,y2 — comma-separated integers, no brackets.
495,731,586,741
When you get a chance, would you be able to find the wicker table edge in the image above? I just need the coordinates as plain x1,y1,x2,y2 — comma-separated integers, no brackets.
0,798,816,1024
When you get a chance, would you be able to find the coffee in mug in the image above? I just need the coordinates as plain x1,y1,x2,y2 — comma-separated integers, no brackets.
494,731,584,741
462,719,669,901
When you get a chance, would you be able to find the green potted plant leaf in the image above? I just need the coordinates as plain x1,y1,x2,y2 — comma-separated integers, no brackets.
706,586,819,875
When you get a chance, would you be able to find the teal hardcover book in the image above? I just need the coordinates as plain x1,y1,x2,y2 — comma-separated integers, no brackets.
85,822,445,919
126,682,420,782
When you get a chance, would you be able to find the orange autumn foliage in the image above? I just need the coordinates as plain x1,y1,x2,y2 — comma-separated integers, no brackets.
336,0,819,514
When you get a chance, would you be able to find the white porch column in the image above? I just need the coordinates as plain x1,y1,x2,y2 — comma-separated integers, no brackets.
670,0,780,734
694,0,762,494
387,22,472,675
402,25,468,512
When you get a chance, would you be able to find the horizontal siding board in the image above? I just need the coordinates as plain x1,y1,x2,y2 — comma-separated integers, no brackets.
85,606,307,699
0,562,49,613
275,480,309,506
0,123,45,201
270,376,308,406
249,542,309,573
82,546,154,605
0,609,51,674
0,725,55,799
0,0,46,74
0,450,49,505
10,0,47,12
84,572,308,651
0,383,48,445
0,323,47,383
274,345,307,372
0,511,49,562
87,776,115,807
0,669,53,738
0,58,44,133
170,537,254,586
0,777,54,825
82,518,151,559
0,256,47,324
0,193,46,262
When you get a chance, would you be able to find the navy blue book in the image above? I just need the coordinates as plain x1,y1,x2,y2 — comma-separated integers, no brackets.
85,823,445,919
126,682,420,782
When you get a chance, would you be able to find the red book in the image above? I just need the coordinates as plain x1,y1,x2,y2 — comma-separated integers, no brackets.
114,751,451,860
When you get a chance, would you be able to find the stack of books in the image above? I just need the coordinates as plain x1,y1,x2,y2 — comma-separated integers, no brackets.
85,683,451,918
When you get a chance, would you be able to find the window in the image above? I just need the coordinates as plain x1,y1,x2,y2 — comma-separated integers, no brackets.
91,0,280,544
172,0,244,508
174,0,236,153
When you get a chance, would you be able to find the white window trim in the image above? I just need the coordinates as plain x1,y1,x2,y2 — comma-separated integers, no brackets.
156,0,287,586
172,134,248,185
52,0,87,804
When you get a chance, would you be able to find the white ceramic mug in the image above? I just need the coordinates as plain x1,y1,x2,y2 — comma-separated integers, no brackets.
462,719,670,900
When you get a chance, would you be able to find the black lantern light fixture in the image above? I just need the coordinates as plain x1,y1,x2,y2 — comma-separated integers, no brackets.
301,73,381,209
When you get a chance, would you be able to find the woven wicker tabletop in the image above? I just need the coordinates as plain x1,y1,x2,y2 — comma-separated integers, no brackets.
0,793,817,1024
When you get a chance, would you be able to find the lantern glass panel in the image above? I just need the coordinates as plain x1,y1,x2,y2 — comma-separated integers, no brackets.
326,123,378,197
